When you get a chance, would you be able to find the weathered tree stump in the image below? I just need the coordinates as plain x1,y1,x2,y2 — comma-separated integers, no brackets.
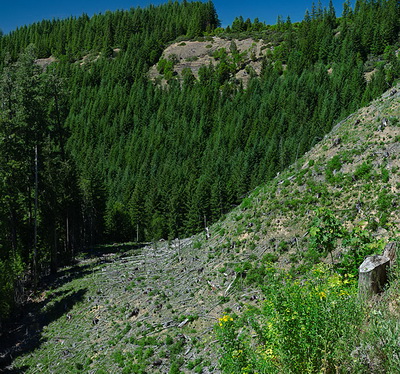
332,137,341,147
358,255,390,297
383,242,397,266
382,117,389,127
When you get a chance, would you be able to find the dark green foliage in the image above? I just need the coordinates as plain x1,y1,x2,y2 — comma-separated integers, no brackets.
309,208,343,258
381,167,389,183
262,253,279,263
377,188,394,212
354,162,373,180
0,0,399,322
0,254,23,319
337,224,385,277
0,45,81,321
325,155,342,183
0,2,220,61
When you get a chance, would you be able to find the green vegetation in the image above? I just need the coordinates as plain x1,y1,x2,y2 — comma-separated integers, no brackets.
338,222,385,277
325,155,342,184
0,0,220,323
216,250,400,373
215,192,399,372
309,208,343,261
354,161,374,180
216,265,362,373
0,1,399,371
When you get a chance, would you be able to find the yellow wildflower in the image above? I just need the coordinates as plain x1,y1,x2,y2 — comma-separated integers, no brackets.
265,348,273,356
218,314,234,326
242,365,252,373
319,291,327,300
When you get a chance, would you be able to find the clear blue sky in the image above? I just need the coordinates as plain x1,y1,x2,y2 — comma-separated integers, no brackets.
0,0,348,35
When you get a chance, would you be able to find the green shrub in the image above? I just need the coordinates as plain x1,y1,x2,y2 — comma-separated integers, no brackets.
169,360,183,374
390,116,399,126
234,261,252,277
262,253,279,263
309,208,343,260
377,189,393,212
245,264,273,286
216,265,362,373
325,155,342,183
278,241,289,253
337,223,385,276
0,253,23,321
381,167,390,182
185,56,199,62
111,350,125,367
240,197,253,210
193,240,202,249
354,162,373,180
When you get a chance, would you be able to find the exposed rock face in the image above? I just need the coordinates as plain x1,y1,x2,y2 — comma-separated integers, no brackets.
34,56,56,70
149,36,269,86
358,255,390,297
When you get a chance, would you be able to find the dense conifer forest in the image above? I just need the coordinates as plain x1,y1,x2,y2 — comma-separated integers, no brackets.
0,0,399,323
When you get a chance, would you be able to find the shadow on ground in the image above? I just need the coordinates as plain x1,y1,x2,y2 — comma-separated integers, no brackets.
0,288,87,371
40,242,144,291
80,242,146,259
0,366,29,373
0,242,145,371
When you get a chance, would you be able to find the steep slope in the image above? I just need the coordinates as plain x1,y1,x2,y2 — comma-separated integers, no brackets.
1,83,399,373
148,36,267,87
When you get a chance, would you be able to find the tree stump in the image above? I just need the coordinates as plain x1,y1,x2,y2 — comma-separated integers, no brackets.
383,242,397,266
358,255,390,297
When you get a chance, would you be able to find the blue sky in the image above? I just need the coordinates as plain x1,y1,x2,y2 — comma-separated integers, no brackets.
0,0,348,35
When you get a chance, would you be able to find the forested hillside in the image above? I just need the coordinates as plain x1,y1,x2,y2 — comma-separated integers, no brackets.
2,83,399,373
0,0,399,324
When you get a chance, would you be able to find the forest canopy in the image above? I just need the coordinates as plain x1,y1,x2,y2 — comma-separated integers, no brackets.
0,0,399,321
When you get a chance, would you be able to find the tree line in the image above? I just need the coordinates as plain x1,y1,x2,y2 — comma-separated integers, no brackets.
0,0,399,322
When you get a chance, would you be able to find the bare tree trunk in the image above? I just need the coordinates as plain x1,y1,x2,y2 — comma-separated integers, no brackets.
51,224,58,274
66,214,70,260
33,144,38,290
9,207,18,253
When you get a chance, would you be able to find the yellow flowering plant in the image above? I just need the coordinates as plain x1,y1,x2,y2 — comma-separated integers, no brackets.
218,314,234,326
216,265,363,373
215,312,257,373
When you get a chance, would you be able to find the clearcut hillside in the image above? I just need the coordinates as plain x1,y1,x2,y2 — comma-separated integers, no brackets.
1,80,399,374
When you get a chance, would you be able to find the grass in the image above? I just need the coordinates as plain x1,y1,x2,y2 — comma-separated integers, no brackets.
216,258,400,373
4,238,219,373
4,83,399,373
210,84,400,372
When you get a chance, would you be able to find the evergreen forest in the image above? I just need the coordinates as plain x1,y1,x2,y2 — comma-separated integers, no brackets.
0,0,399,323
